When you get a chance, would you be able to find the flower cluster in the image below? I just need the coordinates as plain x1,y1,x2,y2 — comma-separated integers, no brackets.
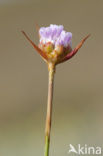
39,25,72,48
38,25,72,63
22,24,90,65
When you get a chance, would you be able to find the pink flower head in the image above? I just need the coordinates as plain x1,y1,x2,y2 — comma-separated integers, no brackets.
22,24,90,65
39,24,72,48
38,25,73,63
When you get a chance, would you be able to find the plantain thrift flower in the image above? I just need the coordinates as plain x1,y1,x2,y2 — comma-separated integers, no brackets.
21,24,90,156
22,24,90,65
39,25,72,63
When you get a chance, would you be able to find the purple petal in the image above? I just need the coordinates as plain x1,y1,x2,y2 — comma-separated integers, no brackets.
39,24,72,48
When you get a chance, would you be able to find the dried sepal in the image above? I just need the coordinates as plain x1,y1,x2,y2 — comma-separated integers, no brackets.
21,31,48,61
58,34,90,64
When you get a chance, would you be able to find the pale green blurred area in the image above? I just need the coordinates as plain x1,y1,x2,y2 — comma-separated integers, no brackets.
0,0,103,156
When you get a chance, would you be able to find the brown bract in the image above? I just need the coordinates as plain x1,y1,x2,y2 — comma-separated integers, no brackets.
56,34,90,64
22,31,90,65
21,31,48,61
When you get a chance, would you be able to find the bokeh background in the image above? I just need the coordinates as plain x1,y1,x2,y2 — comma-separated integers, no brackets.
0,0,103,156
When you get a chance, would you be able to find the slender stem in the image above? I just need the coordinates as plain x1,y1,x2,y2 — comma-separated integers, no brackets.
44,63,55,156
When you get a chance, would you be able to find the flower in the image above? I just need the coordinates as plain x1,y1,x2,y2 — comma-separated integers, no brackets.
39,25,72,63
22,24,90,65
21,24,90,156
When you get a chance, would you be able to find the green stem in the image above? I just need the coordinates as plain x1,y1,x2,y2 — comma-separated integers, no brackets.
44,63,55,156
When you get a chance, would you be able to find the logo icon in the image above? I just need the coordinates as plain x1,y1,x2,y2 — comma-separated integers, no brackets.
68,144,78,154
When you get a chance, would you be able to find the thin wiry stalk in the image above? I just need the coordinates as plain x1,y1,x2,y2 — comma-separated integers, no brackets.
44,63,55,156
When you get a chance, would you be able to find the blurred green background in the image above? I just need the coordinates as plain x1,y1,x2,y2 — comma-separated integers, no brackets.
0,0,103,156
